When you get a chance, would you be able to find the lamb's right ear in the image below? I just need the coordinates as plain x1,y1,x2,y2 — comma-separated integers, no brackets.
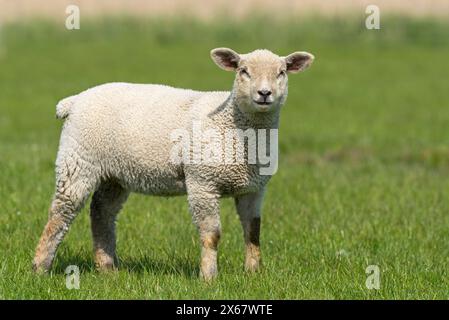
210,48,240,71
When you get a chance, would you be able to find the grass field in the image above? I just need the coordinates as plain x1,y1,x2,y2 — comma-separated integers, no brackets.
1,16,449,299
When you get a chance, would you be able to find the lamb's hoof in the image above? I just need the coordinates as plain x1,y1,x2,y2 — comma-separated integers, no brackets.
245,258,261,273
95,261,118,272
95,255,118,272
200,267,218,282
32,260,51,275
200,272,217,282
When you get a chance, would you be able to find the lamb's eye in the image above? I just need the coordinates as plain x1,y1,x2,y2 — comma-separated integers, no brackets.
278,70,286,78
240,69,251,78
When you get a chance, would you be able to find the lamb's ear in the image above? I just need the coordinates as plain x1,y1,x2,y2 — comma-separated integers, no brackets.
210,48,240,71
284,52,315,73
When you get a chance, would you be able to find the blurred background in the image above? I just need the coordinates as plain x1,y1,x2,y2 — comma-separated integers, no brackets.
2,0,449,21
1,0,449,299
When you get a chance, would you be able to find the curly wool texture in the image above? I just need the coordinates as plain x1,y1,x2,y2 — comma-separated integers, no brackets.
55,82,277,201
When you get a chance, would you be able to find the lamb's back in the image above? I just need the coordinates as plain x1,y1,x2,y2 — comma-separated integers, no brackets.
57,82,228,195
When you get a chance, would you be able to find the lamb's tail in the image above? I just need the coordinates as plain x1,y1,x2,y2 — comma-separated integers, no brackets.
56,95,78,119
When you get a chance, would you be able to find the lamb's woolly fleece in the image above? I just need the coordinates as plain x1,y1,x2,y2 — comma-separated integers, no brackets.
54,82,276,204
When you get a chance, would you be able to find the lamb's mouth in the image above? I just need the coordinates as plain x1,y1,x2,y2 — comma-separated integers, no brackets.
253,100,273,106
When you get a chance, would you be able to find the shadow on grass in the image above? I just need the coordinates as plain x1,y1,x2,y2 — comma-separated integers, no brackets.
52,252,95,275
51,250,198,279
120,255,198,279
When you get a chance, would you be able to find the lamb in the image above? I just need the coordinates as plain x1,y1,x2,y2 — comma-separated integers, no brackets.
32,48,314,280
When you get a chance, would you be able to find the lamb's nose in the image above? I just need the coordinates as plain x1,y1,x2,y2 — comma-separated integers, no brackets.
258,89,272,97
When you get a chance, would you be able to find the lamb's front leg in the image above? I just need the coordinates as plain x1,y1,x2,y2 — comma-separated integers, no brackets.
235,189,265,272
188,191,221,281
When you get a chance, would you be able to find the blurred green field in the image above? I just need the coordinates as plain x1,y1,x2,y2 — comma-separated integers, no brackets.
1,16,449,299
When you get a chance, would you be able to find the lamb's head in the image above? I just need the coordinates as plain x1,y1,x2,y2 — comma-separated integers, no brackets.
211,48,314,113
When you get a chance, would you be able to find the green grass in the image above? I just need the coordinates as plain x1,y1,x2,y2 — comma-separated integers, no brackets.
1,16,449,299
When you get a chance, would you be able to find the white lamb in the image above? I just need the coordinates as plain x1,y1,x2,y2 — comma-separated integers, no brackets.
33,48,314,280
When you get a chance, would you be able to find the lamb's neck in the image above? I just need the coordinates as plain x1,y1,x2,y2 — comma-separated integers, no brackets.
213,93,280,131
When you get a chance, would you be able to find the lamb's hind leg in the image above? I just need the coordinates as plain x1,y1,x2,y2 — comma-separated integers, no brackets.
235,189,265,272
90,180,129,271
33,167,97,273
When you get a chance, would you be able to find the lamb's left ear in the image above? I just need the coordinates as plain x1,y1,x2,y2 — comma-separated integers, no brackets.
210,48,241,71
284,52,315,73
